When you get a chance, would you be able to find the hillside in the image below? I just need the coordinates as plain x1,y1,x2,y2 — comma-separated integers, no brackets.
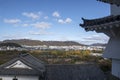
3,39,84,46
0,42,22,47
90,43,107,47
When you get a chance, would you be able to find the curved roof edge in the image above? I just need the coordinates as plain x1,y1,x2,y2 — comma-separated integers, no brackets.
97,0,120,6
80,15,120,31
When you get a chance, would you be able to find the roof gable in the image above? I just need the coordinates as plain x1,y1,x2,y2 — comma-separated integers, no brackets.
6,60,32,69
0,53,45,76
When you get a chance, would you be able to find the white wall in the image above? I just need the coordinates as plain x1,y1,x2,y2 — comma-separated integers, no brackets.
103,37,120,59
6,60,32,69
111,5,120,15
0,75,39,80
112,59,120,78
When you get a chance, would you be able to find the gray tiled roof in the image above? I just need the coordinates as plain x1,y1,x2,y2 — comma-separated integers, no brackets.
0,53,45,76
46,64,105,80
0,54,106,80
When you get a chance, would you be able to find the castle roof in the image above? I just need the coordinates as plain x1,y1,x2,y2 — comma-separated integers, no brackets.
80,15,120,32
97,0,120,6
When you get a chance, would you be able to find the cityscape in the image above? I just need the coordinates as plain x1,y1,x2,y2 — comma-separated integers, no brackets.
0,42,105,51
0,0,120,80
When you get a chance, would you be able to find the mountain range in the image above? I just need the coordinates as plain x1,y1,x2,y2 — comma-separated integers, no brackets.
0,39,107,47
90,43,107,47
2,39,84,46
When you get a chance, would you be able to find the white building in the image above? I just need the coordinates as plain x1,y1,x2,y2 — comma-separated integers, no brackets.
80,0,120,78
0,53,45,80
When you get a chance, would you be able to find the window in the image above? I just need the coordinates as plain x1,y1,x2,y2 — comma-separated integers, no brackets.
13,76,18,80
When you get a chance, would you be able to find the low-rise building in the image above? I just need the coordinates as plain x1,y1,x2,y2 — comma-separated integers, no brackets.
0,53,46,80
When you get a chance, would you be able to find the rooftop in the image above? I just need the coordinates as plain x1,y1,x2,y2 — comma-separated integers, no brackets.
0,53,45,76
46,64,105,80
97,0,120,6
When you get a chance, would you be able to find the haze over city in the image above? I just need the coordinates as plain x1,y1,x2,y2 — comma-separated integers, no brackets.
0,0,110,44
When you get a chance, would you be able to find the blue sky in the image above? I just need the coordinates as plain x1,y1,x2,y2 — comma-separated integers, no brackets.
0,0,110,44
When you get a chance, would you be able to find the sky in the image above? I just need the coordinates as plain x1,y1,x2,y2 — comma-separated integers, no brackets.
0,0,110,44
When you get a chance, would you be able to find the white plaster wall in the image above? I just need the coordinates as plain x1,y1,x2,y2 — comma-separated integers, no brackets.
0,75,39,80
6,60,32,69
111,5,120,15
112,59,120,78
103,37,120,59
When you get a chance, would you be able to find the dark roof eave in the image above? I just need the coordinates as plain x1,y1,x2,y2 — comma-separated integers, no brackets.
97,0,120,6
0,68,42,76
81,22,120,32
80,15,120,31
0,73,42,76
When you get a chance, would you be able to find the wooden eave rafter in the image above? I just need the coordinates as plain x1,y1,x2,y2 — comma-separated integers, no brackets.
83,20,120,31
80,15,120,31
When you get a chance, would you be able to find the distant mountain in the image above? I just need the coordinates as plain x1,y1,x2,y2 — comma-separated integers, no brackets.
0,42,22,47
3,39,84,46
90,43,107,47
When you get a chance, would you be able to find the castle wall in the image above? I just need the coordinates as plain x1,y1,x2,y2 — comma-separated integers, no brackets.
112,59,120,78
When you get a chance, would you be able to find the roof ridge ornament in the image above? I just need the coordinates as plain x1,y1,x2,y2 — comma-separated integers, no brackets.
19,53,29,57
